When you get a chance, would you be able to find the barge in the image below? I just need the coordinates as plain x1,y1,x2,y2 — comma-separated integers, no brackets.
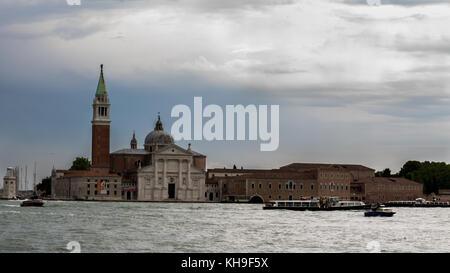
263,197,369,211
384,198,450,208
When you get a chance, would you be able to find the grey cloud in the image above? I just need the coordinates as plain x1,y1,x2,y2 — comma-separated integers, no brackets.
264,75,450,121
337,11,427,24
394,36,450,55
250,65,307,75
340,0,450,6
0,19,110,40
407,65,450,74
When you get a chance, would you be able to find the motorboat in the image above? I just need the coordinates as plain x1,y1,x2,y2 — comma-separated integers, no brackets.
364,205,395,217
20,196,44,207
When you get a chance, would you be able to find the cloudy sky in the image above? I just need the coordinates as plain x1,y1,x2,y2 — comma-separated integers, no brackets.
1,0,450,188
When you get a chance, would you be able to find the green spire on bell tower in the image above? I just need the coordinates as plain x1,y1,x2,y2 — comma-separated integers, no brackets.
96,64,107,96
92,64,111,124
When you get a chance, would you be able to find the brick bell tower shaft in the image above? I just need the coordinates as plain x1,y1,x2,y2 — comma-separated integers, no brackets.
91,64,111,173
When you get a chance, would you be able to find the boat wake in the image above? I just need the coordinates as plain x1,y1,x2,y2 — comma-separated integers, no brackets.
0,210,20,214
2,204,20,208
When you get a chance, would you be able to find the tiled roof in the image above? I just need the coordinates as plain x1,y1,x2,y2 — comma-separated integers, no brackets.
61,170,120,178
239,170,316,179
191,150,206,157
54,170,71,173
280,163,374,171
211,170,317,180
207,168,277,173
111,148,150,155
353,177,422,185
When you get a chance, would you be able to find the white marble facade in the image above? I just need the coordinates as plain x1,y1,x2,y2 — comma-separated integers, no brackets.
137,144,205,201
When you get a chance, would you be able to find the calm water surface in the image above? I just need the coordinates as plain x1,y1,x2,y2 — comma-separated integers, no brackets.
1,200,449,253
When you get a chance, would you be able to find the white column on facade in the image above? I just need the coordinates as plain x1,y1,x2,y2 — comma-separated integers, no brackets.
187,159,191,188
178,159,182,188
154,159,158,188
152,159,158,200
163,159,167,199
163,159,167,185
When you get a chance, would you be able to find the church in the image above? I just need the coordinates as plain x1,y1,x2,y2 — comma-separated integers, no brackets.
52,65,207,202
111,116,207,202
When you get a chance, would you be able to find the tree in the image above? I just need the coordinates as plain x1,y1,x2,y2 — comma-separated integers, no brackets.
376,160,450,195
70,157,91,170
409,161,450,195
375,168,391,177
36,177,51,196
398,160,422,179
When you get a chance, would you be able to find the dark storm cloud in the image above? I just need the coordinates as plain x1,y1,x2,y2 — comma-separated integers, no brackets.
1,0,450,175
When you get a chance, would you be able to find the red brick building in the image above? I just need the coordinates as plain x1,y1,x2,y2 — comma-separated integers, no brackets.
280,163,375,181
206,165,353,203
206,163,425,204
426,189,450,202
350,177,423,203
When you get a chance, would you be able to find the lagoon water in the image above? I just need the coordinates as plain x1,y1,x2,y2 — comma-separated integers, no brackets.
0,200,449,253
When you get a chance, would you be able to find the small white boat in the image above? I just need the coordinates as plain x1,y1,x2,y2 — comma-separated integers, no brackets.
365,205,395,217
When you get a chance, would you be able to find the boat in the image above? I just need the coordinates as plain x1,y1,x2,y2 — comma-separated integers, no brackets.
364,205,395,217
20,196,44,207
263,197,368,211
263,199,320,210
384,198,450,208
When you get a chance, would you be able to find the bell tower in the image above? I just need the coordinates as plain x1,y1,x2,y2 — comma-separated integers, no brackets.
91,64,111,173
130,131,137,149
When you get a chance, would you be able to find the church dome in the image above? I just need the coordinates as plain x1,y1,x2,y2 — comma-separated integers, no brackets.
144,116,174,147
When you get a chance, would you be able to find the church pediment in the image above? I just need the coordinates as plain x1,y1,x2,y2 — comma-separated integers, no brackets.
155,144,192,156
